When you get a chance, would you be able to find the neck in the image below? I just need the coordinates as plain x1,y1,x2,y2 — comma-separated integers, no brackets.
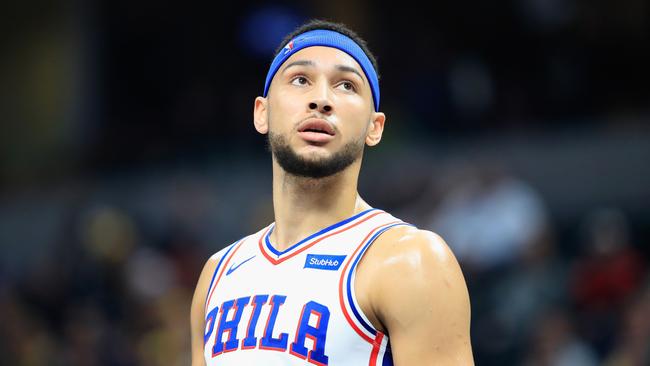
269,158,371,251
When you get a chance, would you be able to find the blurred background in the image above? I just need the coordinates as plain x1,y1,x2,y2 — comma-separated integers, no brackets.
1,0,649,365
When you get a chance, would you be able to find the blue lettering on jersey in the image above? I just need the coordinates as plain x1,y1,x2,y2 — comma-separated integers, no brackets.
290,301,330,365
204,306,220,344
304,254,346,271
213,296,250,356
241,294,268,349
259,295,289,351
206,294,330,364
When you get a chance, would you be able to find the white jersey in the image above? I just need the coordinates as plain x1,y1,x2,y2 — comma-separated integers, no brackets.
203,208,411,365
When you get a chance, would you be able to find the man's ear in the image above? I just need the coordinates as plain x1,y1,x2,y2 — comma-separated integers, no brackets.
253,96,269,134
365,112,386,146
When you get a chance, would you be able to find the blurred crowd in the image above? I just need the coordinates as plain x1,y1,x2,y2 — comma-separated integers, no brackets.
0,159,648,365
2,0,649,365
415,162,649,365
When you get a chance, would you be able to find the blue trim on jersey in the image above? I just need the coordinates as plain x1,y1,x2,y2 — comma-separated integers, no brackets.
204,237,244,307
346,223,414,335
382,342,394,366
264,208,378,256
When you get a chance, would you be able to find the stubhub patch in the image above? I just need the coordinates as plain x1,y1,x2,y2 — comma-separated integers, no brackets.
304,254,347,271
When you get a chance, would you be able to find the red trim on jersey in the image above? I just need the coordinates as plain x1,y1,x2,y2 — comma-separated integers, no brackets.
306,334,328,366
211,306,227,357
241,295,267,350
259,211,386,265
369,332,384,365
289,304,308,359
222,299,243,354
306,312,324,365
258,295,288,352
204,236,250,314
290,305,327,365
338,220,401,344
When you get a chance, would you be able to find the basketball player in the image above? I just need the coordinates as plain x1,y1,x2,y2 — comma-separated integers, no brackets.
191,20,473,365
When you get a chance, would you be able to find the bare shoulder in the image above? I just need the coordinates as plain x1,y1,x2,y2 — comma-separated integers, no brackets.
190,251,225,366
193,248,229,303
378,226,469,308
191,253,222,322
367,225,463,276
358,225,470,314
363,226,474,364
196,255,221,290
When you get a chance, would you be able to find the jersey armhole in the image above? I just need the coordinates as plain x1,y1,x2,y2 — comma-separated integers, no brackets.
204,236,248,307
339,221,414,344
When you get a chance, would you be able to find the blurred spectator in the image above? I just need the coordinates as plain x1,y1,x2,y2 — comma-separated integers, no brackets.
420,159,551,364
570,208,647,354
522,308,599,366
602,282,650,366
425,160,548,273
479,225,569,358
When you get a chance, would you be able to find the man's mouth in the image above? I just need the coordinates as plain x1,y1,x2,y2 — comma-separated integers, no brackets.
297,119,336,136
297,118,336,144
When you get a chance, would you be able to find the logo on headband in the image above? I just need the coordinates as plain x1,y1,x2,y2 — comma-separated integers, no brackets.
283,40,295,55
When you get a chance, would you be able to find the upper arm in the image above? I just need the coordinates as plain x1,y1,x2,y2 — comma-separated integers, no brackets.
374,228,473,366
190,255,219,366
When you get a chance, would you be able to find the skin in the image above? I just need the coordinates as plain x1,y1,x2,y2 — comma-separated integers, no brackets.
191,45,473,365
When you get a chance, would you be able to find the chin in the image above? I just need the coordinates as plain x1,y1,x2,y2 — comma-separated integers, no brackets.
295,144,335,157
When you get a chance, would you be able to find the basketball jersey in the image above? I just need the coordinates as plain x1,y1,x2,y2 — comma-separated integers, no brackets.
203,208,412,365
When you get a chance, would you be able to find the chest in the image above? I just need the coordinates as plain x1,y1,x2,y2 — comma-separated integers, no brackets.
203,213,404,365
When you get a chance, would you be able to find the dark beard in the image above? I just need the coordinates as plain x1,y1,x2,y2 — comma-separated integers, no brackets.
267,132,364,179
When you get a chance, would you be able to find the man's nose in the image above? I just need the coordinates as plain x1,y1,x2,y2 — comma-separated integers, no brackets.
309,101,332,113
308,80,333,114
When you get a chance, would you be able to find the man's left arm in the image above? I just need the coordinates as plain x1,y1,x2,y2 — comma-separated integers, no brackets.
373,228,474,365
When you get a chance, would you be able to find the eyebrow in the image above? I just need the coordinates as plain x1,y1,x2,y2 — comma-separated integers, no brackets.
281,60,315,74
281,60,365,84
335,65,365,84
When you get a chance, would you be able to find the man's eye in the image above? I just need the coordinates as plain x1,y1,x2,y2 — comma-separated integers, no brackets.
338,81,356,91
291,76,308,86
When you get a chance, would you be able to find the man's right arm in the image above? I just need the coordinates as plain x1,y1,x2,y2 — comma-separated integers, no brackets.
190,256,219,366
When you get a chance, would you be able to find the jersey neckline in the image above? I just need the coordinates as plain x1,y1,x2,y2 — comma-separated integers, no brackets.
259,208,383,265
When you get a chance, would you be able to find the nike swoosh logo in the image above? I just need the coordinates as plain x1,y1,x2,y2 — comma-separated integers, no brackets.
226,255,256,276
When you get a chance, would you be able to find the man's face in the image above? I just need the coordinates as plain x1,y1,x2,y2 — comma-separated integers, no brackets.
256,46,383,179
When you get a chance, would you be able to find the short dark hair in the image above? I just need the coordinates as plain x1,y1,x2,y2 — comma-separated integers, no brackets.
274,19,380,80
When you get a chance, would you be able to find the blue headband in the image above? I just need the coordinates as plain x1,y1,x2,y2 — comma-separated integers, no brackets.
263,29,380,111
